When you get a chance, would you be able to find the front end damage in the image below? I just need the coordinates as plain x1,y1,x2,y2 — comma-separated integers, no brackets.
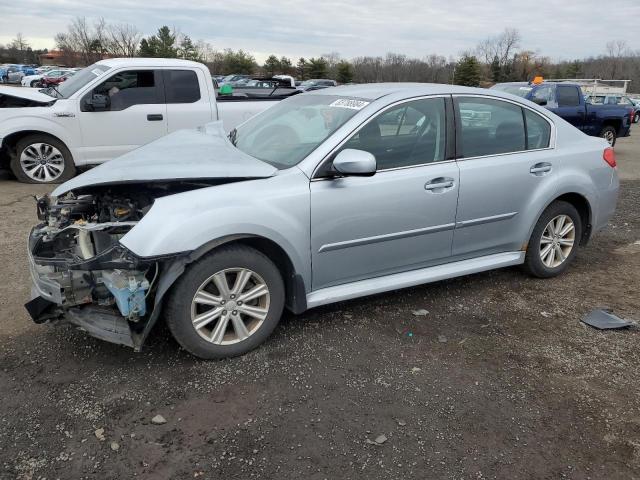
26,185,194,350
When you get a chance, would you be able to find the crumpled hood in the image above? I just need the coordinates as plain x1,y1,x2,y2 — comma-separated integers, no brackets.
52,122,277,196
0,85,56,104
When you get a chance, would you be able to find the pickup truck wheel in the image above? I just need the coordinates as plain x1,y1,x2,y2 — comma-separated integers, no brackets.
599,126,617,147
10,134,76,184
523,201,582,278
165,245,285,359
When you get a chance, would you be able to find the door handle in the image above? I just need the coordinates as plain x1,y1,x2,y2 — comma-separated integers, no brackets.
425,177,455,192
147,114,163,121
530,162,552,175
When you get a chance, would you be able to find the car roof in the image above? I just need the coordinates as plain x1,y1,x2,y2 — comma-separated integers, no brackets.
307,82,519,101
96,58,206,69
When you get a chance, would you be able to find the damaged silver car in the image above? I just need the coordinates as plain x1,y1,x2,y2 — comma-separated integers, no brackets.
27,85,619,358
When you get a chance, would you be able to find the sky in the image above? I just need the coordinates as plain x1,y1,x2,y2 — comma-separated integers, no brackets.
1,0,639,63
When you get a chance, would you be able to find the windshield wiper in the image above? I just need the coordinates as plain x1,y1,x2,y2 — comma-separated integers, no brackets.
229,128,238,146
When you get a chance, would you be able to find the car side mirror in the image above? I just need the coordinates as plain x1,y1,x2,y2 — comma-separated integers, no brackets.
84,94,110,111
531,97,547,106
333,149,377,177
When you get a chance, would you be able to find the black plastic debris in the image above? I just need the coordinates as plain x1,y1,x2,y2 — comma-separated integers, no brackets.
582,309,635,330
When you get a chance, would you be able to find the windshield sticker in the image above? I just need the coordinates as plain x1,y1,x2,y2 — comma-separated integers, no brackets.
91,68,103,76
329,99,370,110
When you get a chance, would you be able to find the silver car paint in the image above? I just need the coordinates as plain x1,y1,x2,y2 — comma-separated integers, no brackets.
52,122,276,196
73,83,616,306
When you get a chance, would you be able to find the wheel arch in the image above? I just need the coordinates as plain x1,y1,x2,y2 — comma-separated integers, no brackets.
191,234,307,314
528,192,593,248
1,130,72,168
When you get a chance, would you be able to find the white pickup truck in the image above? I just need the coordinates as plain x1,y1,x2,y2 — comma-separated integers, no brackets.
0,58,285,184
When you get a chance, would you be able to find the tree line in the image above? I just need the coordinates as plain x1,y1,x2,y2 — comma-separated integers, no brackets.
2,19,640,90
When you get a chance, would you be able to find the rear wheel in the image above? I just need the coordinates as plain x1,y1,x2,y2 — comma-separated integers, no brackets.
165,245,285,359
523,201,582,278
634,112,640,124
30,80,39,88
10,134,76,184
599,126,617,147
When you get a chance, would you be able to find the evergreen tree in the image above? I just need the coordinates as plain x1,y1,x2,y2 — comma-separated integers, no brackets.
453,55,482,87
296,57,308,80
178,35,199,61
336,61,353,84
264,55,280,76
307,57,328,78
139,38,154,57
279,56,293,75
155,26,177,58
566,61,581,79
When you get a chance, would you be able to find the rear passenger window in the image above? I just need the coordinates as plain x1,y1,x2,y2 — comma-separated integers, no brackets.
164,70,201,103
455,97,525,157
557,86,581,107
524,109,551,150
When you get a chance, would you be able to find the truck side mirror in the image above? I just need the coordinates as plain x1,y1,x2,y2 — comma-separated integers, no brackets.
531,97,547,106
84,94,110,112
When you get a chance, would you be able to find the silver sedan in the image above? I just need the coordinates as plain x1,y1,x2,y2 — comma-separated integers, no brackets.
27,83,619,358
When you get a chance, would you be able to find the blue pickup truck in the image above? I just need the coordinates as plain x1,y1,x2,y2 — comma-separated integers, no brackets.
492,81,632,146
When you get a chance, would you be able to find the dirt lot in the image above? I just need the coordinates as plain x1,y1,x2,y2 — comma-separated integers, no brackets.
1,129,639,480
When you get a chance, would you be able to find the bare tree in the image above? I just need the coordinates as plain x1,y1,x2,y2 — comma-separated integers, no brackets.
105,23,141,56
9,33,30,63
476,28,521,67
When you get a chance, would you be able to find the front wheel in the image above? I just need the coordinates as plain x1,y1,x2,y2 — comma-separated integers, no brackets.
523,201,582,278
10,134,76,184
599,126,617,147
30,80,39,88
165,245,285,359
634,112,640,124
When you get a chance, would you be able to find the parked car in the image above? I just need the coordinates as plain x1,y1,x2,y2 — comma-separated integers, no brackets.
5,64,37,84
492,81,632,146
21,68,71,88
297,79,338,91
26,83,619,359
40,70,76,87
585,95,640,124
0,58,286,184
219,74,250,86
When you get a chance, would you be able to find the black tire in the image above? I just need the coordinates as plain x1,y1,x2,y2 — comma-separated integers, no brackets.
523,201,582,278
30,80,39,88
165,245,285,359
10,134,76,184
634,112,640,124
599,125,617,147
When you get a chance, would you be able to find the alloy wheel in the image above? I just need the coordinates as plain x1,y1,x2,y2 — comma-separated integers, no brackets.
539,214,575,268
602,130,615,146
190,268,270,345
19,142,65,182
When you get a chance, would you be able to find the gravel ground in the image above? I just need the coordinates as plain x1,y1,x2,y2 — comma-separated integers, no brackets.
1,128,639,480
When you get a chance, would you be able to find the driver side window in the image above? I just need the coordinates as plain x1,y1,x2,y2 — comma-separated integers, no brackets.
340,98,447,170
88,70,161,111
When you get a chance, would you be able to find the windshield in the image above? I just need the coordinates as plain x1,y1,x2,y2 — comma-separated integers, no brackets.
43,64,111,99
300,80,318,86
233,95,368,169
491,84,532,98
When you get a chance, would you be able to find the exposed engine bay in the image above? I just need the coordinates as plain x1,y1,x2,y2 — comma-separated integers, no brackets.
26,181,223,349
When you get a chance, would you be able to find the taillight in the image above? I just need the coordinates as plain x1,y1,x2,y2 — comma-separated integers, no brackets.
603,147,616,168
